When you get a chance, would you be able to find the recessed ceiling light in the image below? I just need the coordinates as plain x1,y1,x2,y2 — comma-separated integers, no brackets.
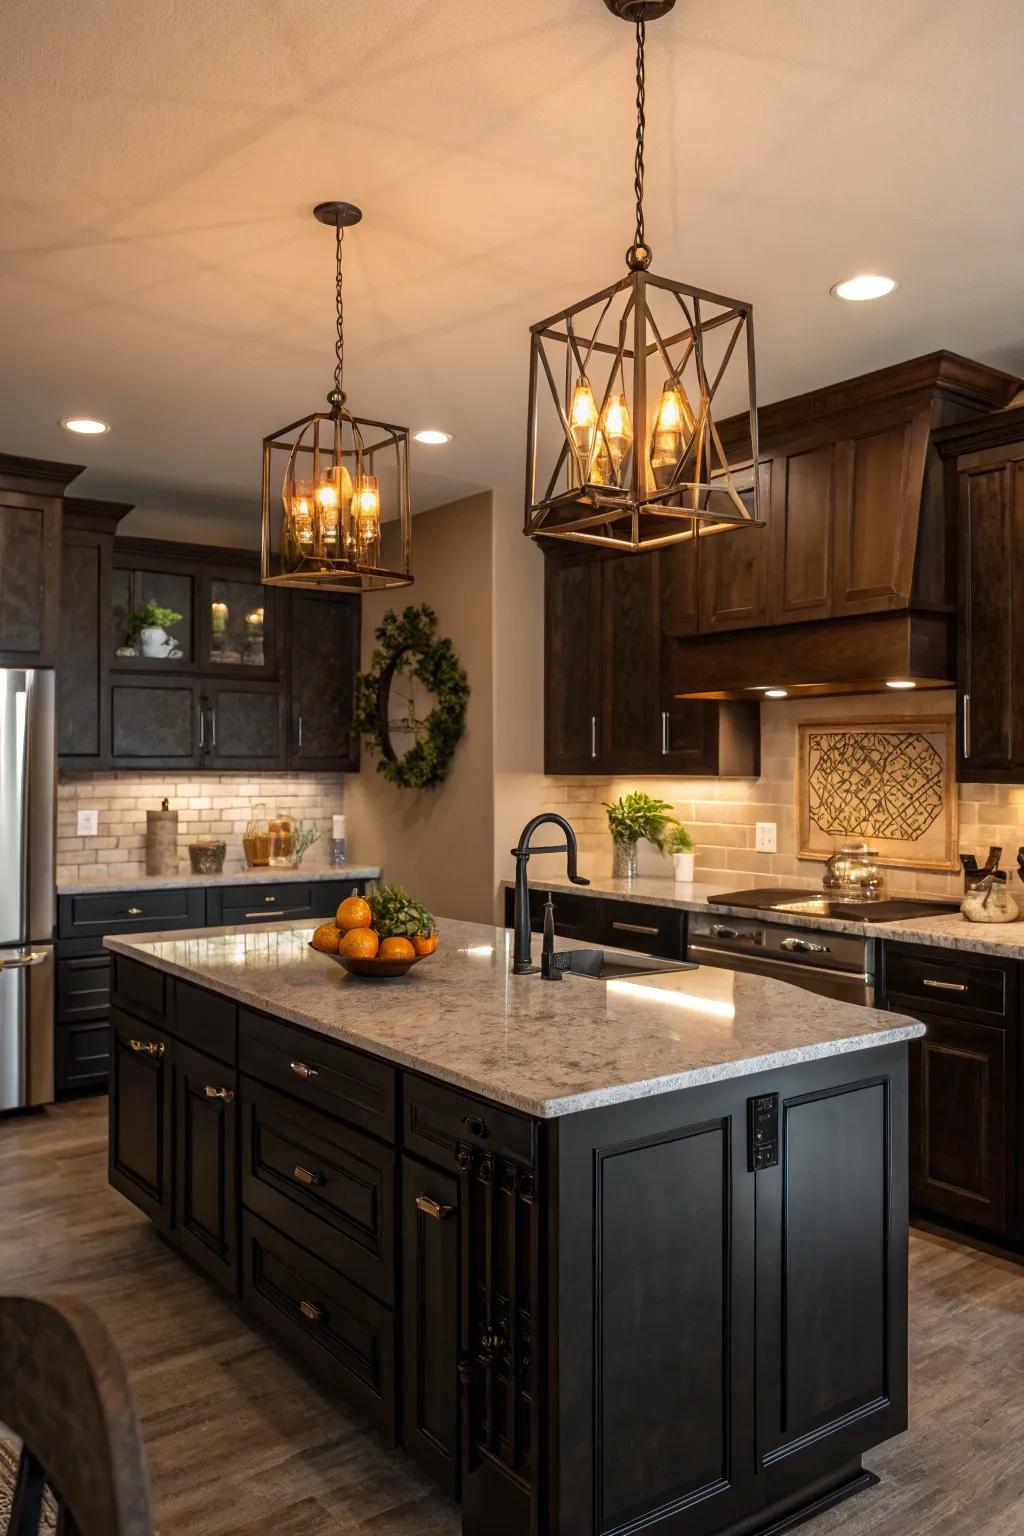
830,274,898,302
764,688,788,699
60,417,110,435
886,679,917,690
413,429,452,445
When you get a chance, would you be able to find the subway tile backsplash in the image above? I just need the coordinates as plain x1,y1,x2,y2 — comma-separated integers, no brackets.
57,772,347,883
533,690,1024,899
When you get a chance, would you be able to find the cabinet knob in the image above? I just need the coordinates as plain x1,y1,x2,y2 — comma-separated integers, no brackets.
127,907,143,917
265,895,276,903
293,1164,324,1187
128,1039,164,1058
289,1060,318,1079
415,1194,455,1221
203,1086,235,1101
298,1299,323,1324
462,1114,488,1139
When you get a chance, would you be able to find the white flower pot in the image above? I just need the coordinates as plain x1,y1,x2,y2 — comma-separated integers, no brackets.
139,625,170,658
672,851,695,883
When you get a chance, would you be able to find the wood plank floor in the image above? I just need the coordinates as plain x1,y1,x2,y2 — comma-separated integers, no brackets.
3,1099,1024,1535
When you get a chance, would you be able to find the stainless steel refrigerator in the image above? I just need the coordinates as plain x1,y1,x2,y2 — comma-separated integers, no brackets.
0,669,55,1110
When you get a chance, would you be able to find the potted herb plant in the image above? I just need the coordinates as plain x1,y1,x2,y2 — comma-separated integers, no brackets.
603,791,679,880
125,601,184,659
667,824,696,883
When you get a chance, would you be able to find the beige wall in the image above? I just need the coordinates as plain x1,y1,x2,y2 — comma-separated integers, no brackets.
346,492,496,923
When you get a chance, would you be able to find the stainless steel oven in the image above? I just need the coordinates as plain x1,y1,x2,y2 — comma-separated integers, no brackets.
688,912,876,1008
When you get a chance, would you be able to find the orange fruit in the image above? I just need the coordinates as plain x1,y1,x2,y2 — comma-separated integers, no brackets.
412,931,439,957
339,927,380,959
336,895,372,931
379,936,416,961
310,922,341,954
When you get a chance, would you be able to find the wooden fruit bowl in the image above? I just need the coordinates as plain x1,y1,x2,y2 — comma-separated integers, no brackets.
310,945,425,979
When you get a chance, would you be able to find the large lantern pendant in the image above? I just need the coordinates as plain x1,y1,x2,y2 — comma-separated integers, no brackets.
524,1,762,553
261,201,413,593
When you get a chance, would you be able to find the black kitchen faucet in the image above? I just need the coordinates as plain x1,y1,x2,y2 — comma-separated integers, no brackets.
511,814,589,975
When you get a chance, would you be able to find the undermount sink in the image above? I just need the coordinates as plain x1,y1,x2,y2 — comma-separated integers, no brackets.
544,947,695,981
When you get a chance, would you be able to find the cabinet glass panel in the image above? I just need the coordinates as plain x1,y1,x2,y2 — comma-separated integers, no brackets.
113,568,192,663
208,578,265,667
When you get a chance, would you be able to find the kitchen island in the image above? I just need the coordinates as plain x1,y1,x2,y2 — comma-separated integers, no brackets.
104,917,922,1536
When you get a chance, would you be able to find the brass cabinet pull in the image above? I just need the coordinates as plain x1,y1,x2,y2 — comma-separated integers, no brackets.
127,907,143,917
611,920,659,937
922,978,969,993
265,895,276,903
293,1165,323,1187
204,1086,235,1101
299,1299,323,1323
243,911,277,919
128,1039,164,1057
416,1194,455,1221
290,1060,318,1079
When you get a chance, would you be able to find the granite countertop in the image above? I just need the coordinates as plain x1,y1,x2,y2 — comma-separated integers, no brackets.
513,875,1024,960
105,916,923,1119
58,866,381,896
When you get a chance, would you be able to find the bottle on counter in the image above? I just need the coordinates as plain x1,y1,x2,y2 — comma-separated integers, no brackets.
330,813,347,867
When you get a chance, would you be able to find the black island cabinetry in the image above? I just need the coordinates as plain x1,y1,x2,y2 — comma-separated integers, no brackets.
107,947,911,1536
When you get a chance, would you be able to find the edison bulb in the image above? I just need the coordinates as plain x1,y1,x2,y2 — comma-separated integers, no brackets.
650,380,695,490
354,474,381,565
569,377,599,475
600,392,632,474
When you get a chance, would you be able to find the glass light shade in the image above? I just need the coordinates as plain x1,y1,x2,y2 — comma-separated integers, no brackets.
650,380,696,490
354,474,381,565
601,392,633,473
569,378,599,480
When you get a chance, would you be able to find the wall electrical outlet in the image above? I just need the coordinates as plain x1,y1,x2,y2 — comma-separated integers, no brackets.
77,809,99,837
755,821,777,854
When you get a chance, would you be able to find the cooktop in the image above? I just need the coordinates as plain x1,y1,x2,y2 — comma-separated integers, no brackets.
708,887,962,924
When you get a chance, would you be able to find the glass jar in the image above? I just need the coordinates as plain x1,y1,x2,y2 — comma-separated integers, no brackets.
822,841,886,902
243,803,271,868
961,873,1020,924
268,816,296,868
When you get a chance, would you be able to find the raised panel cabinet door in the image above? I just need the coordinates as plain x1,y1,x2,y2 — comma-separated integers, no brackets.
173,1043,239,1293
957,459,1024,773
204,682,285,771
57,532,104,762
659,537,699,636
768,444,835,624
754,1052,909,1490
108,1011,173,1229
909,1013,1012,1236
401,1155,460,1496
697,462,772,632
0,501,57,663
544,554,601,773
288,592,360,770
600,553,659,772
110,678,201,767
832,418,929,615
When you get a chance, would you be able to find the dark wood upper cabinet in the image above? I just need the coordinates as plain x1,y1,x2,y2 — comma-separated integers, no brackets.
59,497,132,769
769,444,835,624
0,453,83,667
110,676,203,768
287,590,360,771
698,462,772,633
601,553,659,774
203,680,286,772
935,407,1024,782
544,554,602,774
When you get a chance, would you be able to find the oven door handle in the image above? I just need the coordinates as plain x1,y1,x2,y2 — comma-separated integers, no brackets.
688,941,871,985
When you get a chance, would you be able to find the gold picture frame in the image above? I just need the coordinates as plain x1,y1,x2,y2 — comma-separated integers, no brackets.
797,717,958,873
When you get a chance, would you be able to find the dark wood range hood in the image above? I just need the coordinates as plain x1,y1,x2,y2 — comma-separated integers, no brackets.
667,351,1021,700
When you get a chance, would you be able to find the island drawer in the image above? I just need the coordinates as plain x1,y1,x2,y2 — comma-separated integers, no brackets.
599,899,686,959
172,979,237,1065
241,1209,396,1438
239,1009,396,1141
882,944,1014,1026
241,1078,396,1305
111,953,169,1028
403,1073,536,1172
207,880,359,928
58,887,205,939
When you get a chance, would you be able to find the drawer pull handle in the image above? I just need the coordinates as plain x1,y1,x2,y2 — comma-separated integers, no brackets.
462,1114,488,1138
127,907,143,917
416,1195,455,1221
128,1039,164,1058
612,920,660,937
299,1299,323,1324
780,936,829,955
290,1060,318,1079
203,1086,234,1102
243,911,277,919
710,924,739,940
293,1164,323,1187
922,978,969,993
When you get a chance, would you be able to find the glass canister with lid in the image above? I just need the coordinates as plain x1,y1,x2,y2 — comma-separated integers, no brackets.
822,841,887,902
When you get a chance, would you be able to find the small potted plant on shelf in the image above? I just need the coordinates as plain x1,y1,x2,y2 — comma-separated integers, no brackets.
667,824,696,883
125,601,184,659
603,790,680,880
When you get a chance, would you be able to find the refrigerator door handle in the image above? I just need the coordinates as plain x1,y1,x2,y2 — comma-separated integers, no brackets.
0,950,47,970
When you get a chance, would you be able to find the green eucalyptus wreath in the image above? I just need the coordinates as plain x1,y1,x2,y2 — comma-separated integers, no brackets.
355,604,469,790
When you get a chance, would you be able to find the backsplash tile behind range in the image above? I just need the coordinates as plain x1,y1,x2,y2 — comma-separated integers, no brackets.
533,690,1024,899
57,772,347,882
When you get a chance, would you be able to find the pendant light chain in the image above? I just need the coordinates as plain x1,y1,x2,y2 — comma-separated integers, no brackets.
333,218,345,400
626,19,652,270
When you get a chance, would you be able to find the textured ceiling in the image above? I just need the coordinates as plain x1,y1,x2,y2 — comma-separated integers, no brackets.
3,0,1024,537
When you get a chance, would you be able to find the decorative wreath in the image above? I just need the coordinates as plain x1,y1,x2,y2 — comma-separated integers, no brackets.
355,604,470,790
